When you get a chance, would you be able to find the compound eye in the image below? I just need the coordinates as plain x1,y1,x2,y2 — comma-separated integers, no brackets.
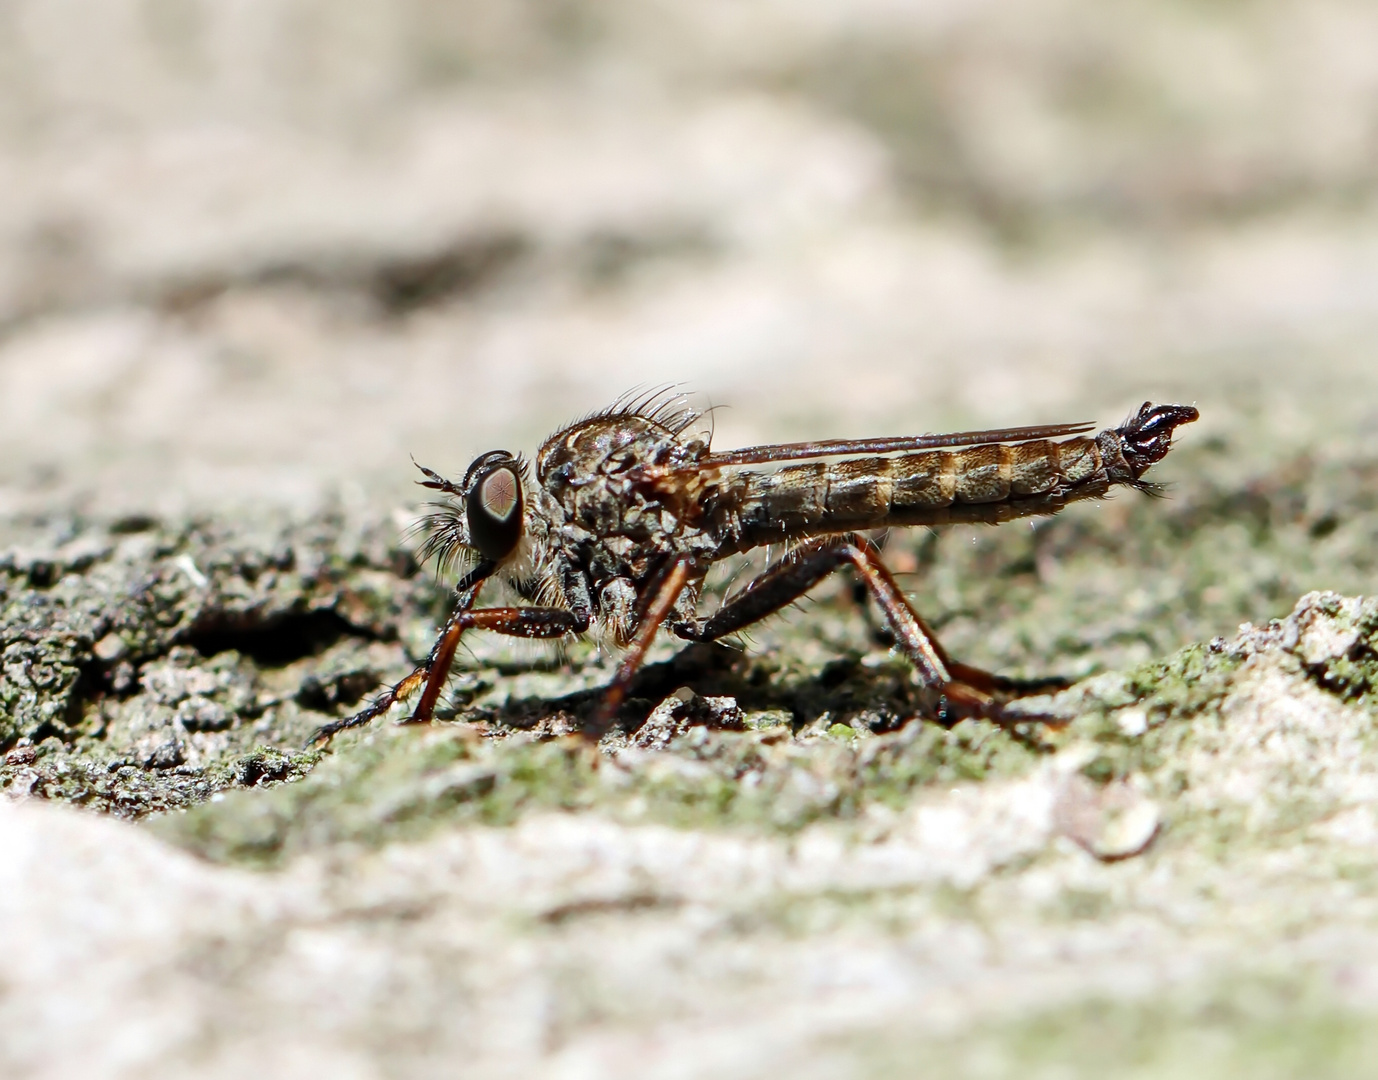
465,464,524,562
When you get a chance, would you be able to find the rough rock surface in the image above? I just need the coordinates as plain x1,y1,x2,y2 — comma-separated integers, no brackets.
5,591,1378,1079
5,482,1378,1077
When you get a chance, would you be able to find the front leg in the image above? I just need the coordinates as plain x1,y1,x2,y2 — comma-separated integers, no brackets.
409,605,593,723
306,603,590,747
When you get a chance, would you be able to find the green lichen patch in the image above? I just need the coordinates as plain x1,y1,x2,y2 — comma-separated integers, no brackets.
1295,595,1378,704
151,707,1051,865
1,738,318,817
1029,638,1249,787
849,975,1378,1080
1,508,444,813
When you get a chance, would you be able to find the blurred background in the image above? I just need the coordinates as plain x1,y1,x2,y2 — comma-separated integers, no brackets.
1,0,1377,517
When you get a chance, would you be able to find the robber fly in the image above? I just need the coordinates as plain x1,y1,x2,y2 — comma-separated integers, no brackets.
308,390,1198,747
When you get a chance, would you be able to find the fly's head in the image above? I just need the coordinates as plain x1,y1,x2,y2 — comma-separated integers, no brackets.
413,451,540,580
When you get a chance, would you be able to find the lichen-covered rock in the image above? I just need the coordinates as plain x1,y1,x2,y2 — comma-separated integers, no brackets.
0,511,443,814
5,589,1378,1080
6,444,1378,833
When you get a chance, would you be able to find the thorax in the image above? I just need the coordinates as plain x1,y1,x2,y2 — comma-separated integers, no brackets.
534,414,716,588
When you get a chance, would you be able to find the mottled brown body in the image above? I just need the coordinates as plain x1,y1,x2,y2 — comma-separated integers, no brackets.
715,427,1131,552
308,392,1199,748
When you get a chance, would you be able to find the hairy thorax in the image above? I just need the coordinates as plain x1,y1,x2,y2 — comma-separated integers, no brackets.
534,413,716,592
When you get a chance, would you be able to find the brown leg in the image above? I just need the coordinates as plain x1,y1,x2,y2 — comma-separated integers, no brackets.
305,603,591,748
841,542,1068,715
944,661,1071,698
678,536,943,670
409,615,469,725
843,538,955,689
304,662,436,749
588,557,693,736
676,535,1049,722
410,605,593,720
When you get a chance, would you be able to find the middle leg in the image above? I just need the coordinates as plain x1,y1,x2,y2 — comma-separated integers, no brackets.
587,556,695,736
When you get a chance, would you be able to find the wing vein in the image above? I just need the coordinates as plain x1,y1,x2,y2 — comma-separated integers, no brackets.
690,422,1096,468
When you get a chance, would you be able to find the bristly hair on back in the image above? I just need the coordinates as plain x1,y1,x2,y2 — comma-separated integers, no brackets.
595,383,702,435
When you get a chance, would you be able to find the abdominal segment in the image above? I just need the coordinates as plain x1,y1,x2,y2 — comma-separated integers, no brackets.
722,435,1113,549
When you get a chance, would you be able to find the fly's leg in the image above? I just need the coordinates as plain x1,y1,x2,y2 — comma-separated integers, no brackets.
678,535,947,689
676,535,1054,723
943,662,1071,698
305,605,590,748
846,539,1065,698
845,542,1040,719
410,606,591,721
305,577,483,750
588,557,694,737
305,662,436,749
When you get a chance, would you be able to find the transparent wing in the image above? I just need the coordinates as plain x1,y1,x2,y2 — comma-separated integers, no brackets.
691,421,1096,468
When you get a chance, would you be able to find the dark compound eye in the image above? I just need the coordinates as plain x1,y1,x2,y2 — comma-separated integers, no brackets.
466,463,524,562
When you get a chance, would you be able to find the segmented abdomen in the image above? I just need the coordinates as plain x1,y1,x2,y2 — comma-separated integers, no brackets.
719,435,1114,551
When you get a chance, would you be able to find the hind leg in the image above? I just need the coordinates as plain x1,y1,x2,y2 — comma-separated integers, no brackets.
676,535,1062,723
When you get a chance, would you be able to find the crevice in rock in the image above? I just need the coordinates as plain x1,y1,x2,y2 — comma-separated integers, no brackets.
185,610,362,667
